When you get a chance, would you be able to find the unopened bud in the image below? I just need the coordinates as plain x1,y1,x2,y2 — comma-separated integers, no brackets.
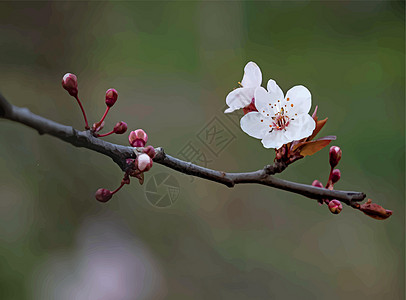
95,188,112,203
105,88,118,107
137,153,153,172
129,129,148,147
331,169,341,184
312,180,323,188
328,200,342,214
360,199,393,220
122,176,130,185
329,146,342,168
62,73,78,97
142,145,156,159
114,121,127,134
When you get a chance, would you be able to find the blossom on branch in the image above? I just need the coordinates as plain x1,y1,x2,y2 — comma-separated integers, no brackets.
240,80,316,149
224,61,262,114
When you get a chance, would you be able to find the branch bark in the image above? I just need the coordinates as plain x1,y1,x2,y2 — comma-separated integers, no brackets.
0,93,365,207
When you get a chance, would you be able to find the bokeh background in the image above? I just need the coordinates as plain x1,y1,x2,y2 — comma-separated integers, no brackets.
0,1,404,299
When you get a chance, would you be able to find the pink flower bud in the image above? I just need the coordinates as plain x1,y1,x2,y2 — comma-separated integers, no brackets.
142,145,156,159
137,153,153,172
331,169,341,184
328,200,342,214
312,180,323,188
95,188,112,203
329,146,342,168
113,121,127,134
62,73,78,97
128,129,148,147
105,88,118,107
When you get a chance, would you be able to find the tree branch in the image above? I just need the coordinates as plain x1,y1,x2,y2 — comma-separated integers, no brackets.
0,93,366,207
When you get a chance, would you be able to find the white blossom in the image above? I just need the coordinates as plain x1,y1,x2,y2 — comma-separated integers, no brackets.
224,62,262,113
240,79,316,149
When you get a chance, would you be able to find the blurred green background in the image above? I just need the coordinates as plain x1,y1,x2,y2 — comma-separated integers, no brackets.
0,1,404,299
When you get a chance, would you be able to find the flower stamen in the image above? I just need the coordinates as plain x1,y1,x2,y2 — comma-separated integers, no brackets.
270,113,290,131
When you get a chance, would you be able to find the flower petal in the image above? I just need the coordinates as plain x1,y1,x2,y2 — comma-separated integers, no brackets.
267,79,284,102
254,87,275,118
283,85,312,116
225,87,255,113
240,111,272,139
261,130,291,149
285,114,316,141
241,62,262,88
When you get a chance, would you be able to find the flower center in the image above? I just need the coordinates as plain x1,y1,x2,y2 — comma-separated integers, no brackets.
269,112,290,132
243,98,258,115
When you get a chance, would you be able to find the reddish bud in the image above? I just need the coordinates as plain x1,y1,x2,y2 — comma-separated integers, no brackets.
331,169,341,184
312,180,324,205
312,180,323,188
105,88,118,107
62,73,78,97
95,188,112,203
329,146,342,168
360,199,393,220
328,200,343,214
113,121,127,134
122,176,130,185
142,145,156,159
137,153,153,172
128,129,148,147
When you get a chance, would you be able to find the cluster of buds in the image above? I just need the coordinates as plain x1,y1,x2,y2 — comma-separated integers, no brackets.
62,73,127,137
126,130,155,175
95,129,155,203
311,146,343,214
62,72,154,203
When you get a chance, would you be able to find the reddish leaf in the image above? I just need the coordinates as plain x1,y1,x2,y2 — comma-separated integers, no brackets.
360,199,393,220
136,172,144,185
292,135,336,152
308,117,328,141
291,141,307,152
299,140,333,156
